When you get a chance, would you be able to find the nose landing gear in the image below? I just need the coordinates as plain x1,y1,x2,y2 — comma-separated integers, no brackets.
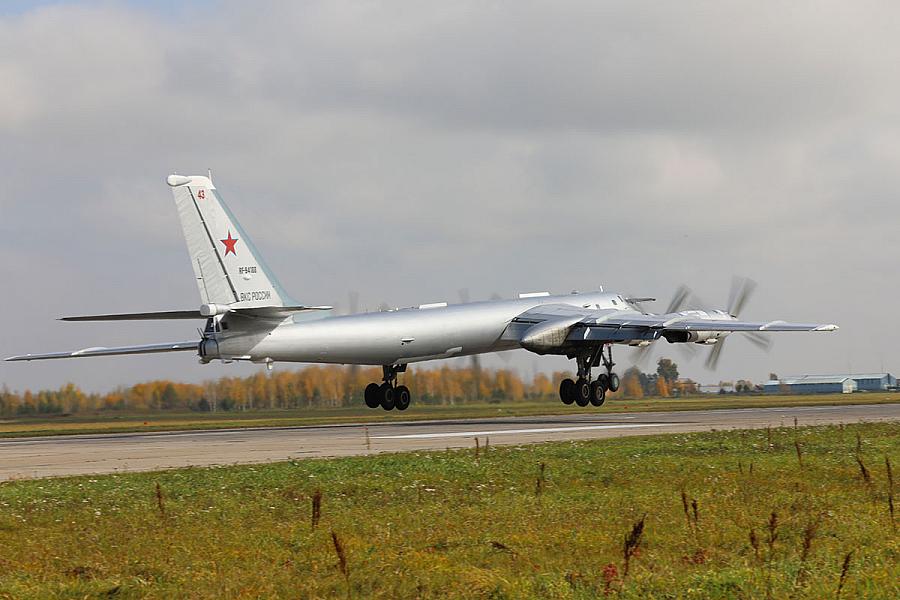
558,345,619,408
363,364,410,411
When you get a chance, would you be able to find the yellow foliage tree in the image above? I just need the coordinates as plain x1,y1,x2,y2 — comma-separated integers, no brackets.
623,372,644,399
656,377,670,398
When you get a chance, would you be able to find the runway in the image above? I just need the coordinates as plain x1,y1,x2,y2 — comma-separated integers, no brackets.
2,403,898,480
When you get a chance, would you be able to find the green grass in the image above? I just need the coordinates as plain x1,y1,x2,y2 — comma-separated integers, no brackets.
2,392,898,438
1,423,897,598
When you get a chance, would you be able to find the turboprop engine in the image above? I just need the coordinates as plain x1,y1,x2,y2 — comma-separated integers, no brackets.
662,330,730,345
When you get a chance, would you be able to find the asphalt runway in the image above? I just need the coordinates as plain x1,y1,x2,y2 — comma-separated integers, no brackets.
2,403,898,480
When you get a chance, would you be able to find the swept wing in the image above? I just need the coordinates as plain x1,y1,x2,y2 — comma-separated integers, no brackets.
5,341,199,362
59,305,333,322
511,304,837,352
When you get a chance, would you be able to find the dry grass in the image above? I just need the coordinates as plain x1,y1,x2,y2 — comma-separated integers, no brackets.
0,422,897,598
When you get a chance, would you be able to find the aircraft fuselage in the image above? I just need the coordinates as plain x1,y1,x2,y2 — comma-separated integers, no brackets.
209,291,625,365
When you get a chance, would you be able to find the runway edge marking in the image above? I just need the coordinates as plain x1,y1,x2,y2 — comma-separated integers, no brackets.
373,423,670,440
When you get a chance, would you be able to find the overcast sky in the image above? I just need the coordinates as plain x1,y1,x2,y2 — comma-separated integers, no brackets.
2,1,898,393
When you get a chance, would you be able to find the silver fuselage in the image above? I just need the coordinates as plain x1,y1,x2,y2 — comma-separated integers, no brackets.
209,291,629,365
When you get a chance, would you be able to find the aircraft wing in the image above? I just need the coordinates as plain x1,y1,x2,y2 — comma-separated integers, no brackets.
585,316,837,333
5,341,199,362
511,304,837,347
59,305,333,321
60,311,204,321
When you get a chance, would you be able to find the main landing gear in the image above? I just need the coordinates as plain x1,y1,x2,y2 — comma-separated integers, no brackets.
364,364,411,411
559,345,619,408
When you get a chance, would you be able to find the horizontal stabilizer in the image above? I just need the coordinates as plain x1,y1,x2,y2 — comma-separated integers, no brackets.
61,310,203,321
60,305,334,321
5,341,199,362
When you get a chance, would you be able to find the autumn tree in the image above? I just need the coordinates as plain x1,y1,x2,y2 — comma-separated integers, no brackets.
622,367,644,399
656,377,670,398
656,358,679,384
0,364,626,415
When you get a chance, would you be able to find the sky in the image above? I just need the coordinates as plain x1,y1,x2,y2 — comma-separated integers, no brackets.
2,1,899,393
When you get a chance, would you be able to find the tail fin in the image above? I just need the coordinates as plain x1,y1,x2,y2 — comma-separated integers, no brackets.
167,174,295,308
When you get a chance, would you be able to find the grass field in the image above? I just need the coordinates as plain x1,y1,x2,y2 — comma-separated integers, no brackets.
2,392,899,438
0,422,897,599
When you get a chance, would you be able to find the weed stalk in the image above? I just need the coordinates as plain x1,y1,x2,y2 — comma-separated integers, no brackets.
331,530,350,588
766,511,778,553
312,489,322,529
886,456,895,529
622,514,646,579
855,455,871,484
155,482,166,519
535,462,546,496
836,550,853,599
749,528,760,562
796,516,821,586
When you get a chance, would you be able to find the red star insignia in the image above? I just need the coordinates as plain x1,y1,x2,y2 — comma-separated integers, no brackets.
220,230,238,256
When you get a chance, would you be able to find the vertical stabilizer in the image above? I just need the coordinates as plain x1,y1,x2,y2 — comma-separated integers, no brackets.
167,174,295,308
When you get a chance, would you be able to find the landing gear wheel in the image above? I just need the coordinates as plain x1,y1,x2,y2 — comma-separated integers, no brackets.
379,383,395,411
394,385,411,411
589,380,606,406
573,378,591,407
596,373,610,392
607,372,620,393
559,378,575,405
364,383,381,409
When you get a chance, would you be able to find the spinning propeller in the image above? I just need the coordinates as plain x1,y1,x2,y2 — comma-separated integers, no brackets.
633,284,697,366
704,277,772,369
633,277,772,369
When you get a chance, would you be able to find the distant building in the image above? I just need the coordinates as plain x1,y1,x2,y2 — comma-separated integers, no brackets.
764,373,896,394
849,373,897,391
764,375,857,395
698,384,732,394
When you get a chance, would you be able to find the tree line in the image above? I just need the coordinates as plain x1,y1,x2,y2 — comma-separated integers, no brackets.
0,359,699,416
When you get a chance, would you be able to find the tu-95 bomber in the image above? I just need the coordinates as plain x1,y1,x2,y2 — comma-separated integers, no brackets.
6,174,839,411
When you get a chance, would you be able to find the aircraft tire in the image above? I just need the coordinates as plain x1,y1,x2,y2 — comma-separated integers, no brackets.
364,383,381,409
394,385,411,411
596,373,610,391
608,372,620,393
590,380,606,406
574,378,591,407
559,378,575,404
379,383,395,411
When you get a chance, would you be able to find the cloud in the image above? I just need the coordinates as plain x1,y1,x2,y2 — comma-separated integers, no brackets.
1,1,899,392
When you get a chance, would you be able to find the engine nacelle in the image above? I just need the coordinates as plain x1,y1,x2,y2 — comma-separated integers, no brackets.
663,330,729,344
